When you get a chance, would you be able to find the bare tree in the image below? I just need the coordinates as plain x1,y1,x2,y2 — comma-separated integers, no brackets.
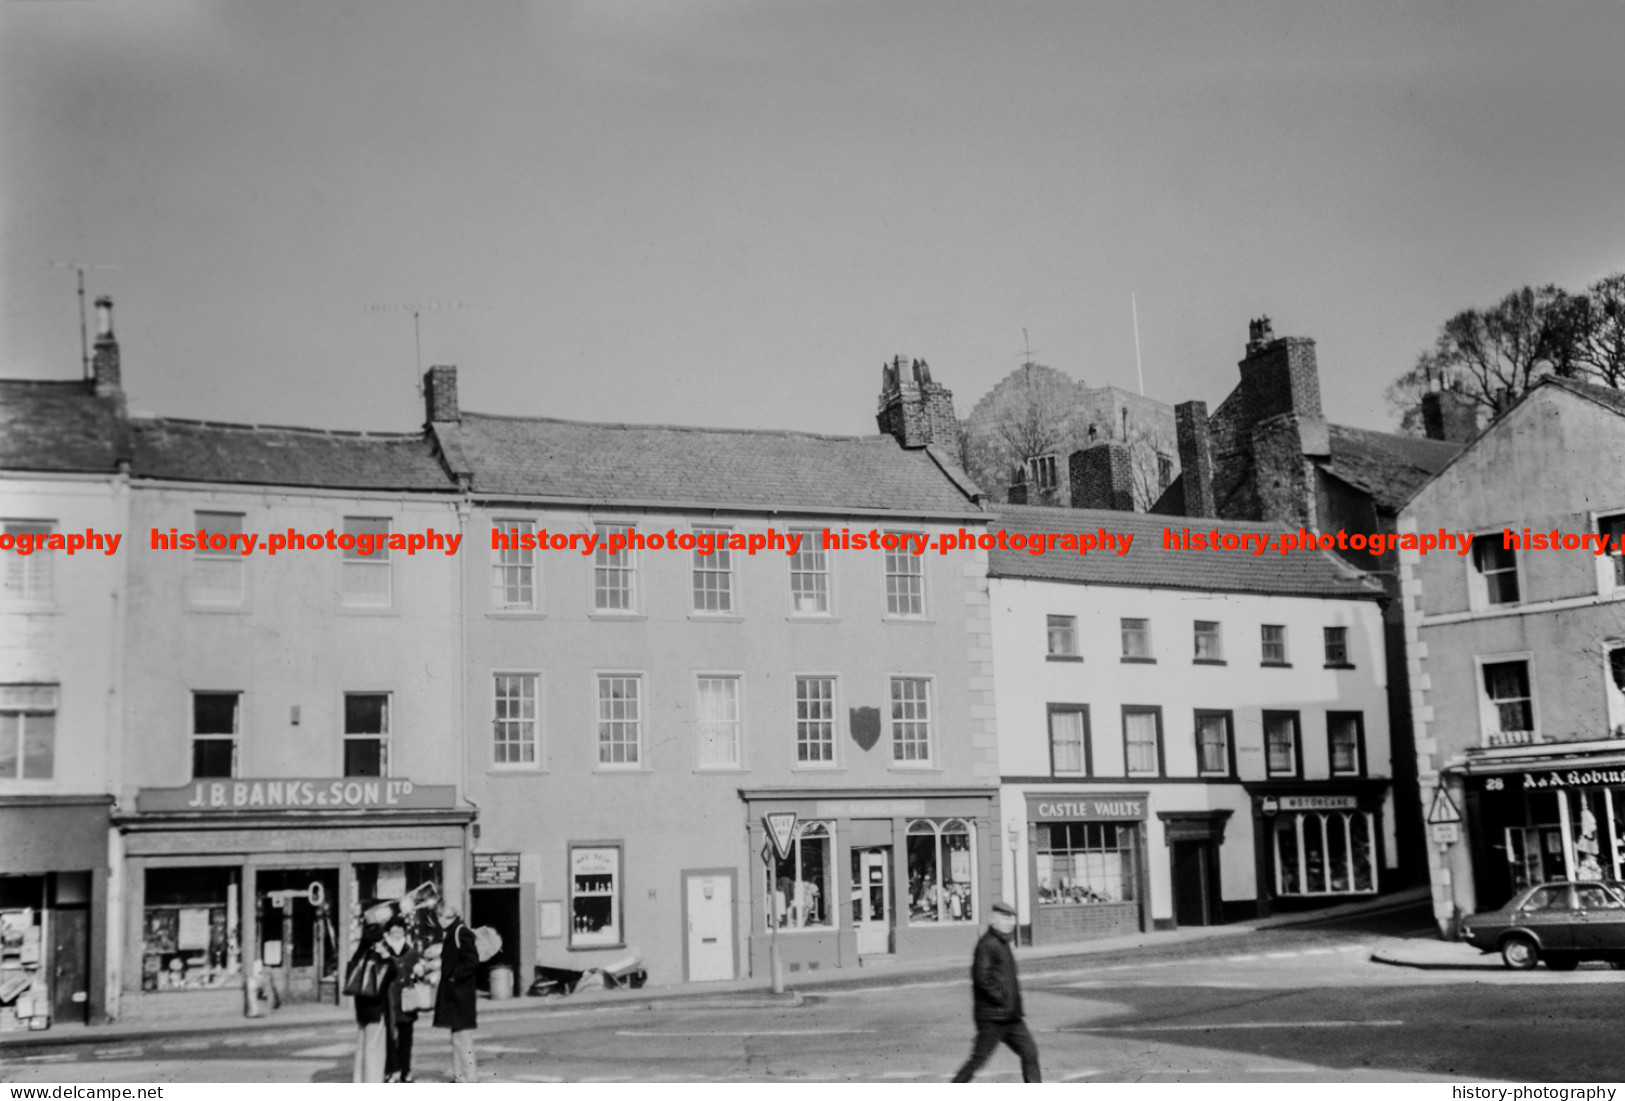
1567,272,1625,390
966,362,1080,503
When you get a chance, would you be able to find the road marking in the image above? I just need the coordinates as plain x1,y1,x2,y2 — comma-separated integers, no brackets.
1055,1020,1404,1032
160,1040,212,1052
1264,951,1300,959
1062,1070,1105,1080
23,1053,81,1063
815,979,961,997
511,1074,565,1082
1302,947,1337,955
477,1044,538,1054
1224,955,1259,962
290,1042,357,1057
616,1028,877,1037
92,1046,145,1059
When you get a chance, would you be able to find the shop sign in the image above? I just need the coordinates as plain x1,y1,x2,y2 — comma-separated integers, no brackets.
1026,795,1145,821
1519,767,1625,791
136,778,457,813
1431,823,1460,845
1279,795,1358,811
814,799,926,818
473,853,521,885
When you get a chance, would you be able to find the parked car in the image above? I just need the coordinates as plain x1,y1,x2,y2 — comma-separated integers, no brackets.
1461,881,1625,970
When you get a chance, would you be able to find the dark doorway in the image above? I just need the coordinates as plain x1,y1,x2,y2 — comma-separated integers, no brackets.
1171,840,1220,927
49,908,90,1023
469,887,520,992
256,867,340,1004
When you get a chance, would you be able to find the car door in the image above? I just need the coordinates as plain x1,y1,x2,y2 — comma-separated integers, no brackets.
1571,883,1625,952
1512,885,1575,952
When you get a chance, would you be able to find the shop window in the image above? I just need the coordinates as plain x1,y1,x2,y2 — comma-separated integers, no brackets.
1193,621,1223,662
491,519,536,611
1046,615,1078,659
1328,712,1365,777
142,867,241,991
593,524,637,612
889,677,932,764
1261,625,1288,665
1195,710,1232,777
695,675,741,768
691,526,735,614
1047,705,1090,776
0,879,46,1026
1120,618,1152,661
884,536,925,617
493,674,538,768
0,684,56,780
1264,711,1301,777
1479,658,1535,747
569,844,622,948
1598,513,1625,591
2,521,54,604
343,693,390,777
1273,811,1377,896
765,822,834,930
341,516,392,608
1035,822,1137,905
1122,707,1162,777
1323,626,1351,667
788,530,830,615
596,674,643,768
1607,645,1625,739
191,691,239,779
1470,538,1520,607
794,676,836,766
191,511,245,606
906,819,975,924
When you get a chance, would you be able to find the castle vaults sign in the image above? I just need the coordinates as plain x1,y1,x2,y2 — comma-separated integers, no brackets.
1025,792,1148,822
137,778,458,813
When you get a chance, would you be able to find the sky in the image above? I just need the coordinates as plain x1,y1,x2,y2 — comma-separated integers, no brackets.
3,1,1622,438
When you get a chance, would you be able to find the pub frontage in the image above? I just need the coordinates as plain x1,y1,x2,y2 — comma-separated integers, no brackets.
115,777,471,1021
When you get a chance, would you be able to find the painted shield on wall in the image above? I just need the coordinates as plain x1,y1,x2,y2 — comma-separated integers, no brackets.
850,706,881,752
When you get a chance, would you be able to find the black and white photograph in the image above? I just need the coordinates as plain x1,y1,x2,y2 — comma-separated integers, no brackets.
2,0,1623,1089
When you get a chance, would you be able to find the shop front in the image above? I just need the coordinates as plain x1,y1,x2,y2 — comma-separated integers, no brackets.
0,796,112,1030
1248,783,1388,915
117,778,471,1021
740,788,996,979
1022,791,1150,945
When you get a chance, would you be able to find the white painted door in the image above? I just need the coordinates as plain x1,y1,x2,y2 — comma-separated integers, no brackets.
851,848,892,955
686,874,735,982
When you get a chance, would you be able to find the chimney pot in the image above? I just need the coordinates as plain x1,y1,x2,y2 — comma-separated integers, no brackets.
91,296,121,395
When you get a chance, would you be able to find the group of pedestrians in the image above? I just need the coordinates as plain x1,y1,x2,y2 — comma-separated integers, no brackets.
349,901,480,1084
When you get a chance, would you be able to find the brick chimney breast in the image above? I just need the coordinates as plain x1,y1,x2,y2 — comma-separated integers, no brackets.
1069,441,1135,512
877,354,957,451
1421,387,1479,443
424,365,460,423
92,296,121,396
1174,400,1215,518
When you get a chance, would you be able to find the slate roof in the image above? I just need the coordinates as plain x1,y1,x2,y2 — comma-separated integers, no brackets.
433,413,984,515
131,418,457,492
0,380,129,474
988,504,1381,600
1320,424,1461,510
1539,375,1625,417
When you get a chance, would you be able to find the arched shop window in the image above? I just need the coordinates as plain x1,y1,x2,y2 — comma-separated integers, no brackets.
764,821,834,930
1035,822,1137,905
1273,811,1376,896
907,819,976,923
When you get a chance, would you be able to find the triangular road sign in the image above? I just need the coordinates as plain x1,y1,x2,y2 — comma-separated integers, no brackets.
764,812,798,861
1428,787,1462,825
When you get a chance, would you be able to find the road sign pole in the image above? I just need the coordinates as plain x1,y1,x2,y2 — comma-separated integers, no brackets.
763,843,783,994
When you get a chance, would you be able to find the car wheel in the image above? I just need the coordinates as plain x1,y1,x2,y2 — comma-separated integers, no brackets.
1501,936,1539,970
1546,956,1580,971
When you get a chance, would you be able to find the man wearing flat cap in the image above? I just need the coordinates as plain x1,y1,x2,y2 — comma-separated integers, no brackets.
953,900,1041,1082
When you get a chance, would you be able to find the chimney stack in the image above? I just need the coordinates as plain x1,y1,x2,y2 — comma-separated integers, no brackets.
1420,384,1479,443
1174,400,1215,518
877,355,957,451
1069,441,1135,512
424,365,460,423
91,296,121,396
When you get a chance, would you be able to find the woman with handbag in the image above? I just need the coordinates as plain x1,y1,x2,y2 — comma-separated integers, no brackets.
383,920,427,1083
346,922,397,1083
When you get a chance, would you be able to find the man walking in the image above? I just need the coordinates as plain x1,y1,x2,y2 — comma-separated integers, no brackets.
432,901,479,1083
953,900,1041,1083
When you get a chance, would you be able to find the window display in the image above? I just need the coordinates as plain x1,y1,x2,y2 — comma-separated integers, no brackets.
764,822,834,930
907,819,975,923
1272,811,1376,896
569,845,621,947
142,867,240,991
1036,822,1136,905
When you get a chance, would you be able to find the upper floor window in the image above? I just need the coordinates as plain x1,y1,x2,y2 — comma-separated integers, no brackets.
1047,615,1078,658
0,684,56,780
192,511,245,606
597,674,642,768
343,693,390,777
341,516,392,608
789,531,829,615
594,524,637,612
1048,705,1089,776
1264,711,1301,777
1324,626,1351,667
795,676,836,766
890,677,932,764
2,521,54,604
694,675,742,768
1608,644,1625,739
1481,658,1534,747
1261,625,1288,665
192,691,240,779
1328,712,1365,777
884,537,924,617
1121,618,1152,661
1195,710,1232,777
1193,621,1223,662
1122,707,1162,777
692,526,735,614
1471,538,1520,606
1599,513,1625,591
1031,455,1059,492
491,520,536,611
493,673,538,768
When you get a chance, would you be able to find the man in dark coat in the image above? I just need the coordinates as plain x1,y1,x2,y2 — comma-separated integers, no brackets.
953,900,1041,1082
432,901,480,1083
